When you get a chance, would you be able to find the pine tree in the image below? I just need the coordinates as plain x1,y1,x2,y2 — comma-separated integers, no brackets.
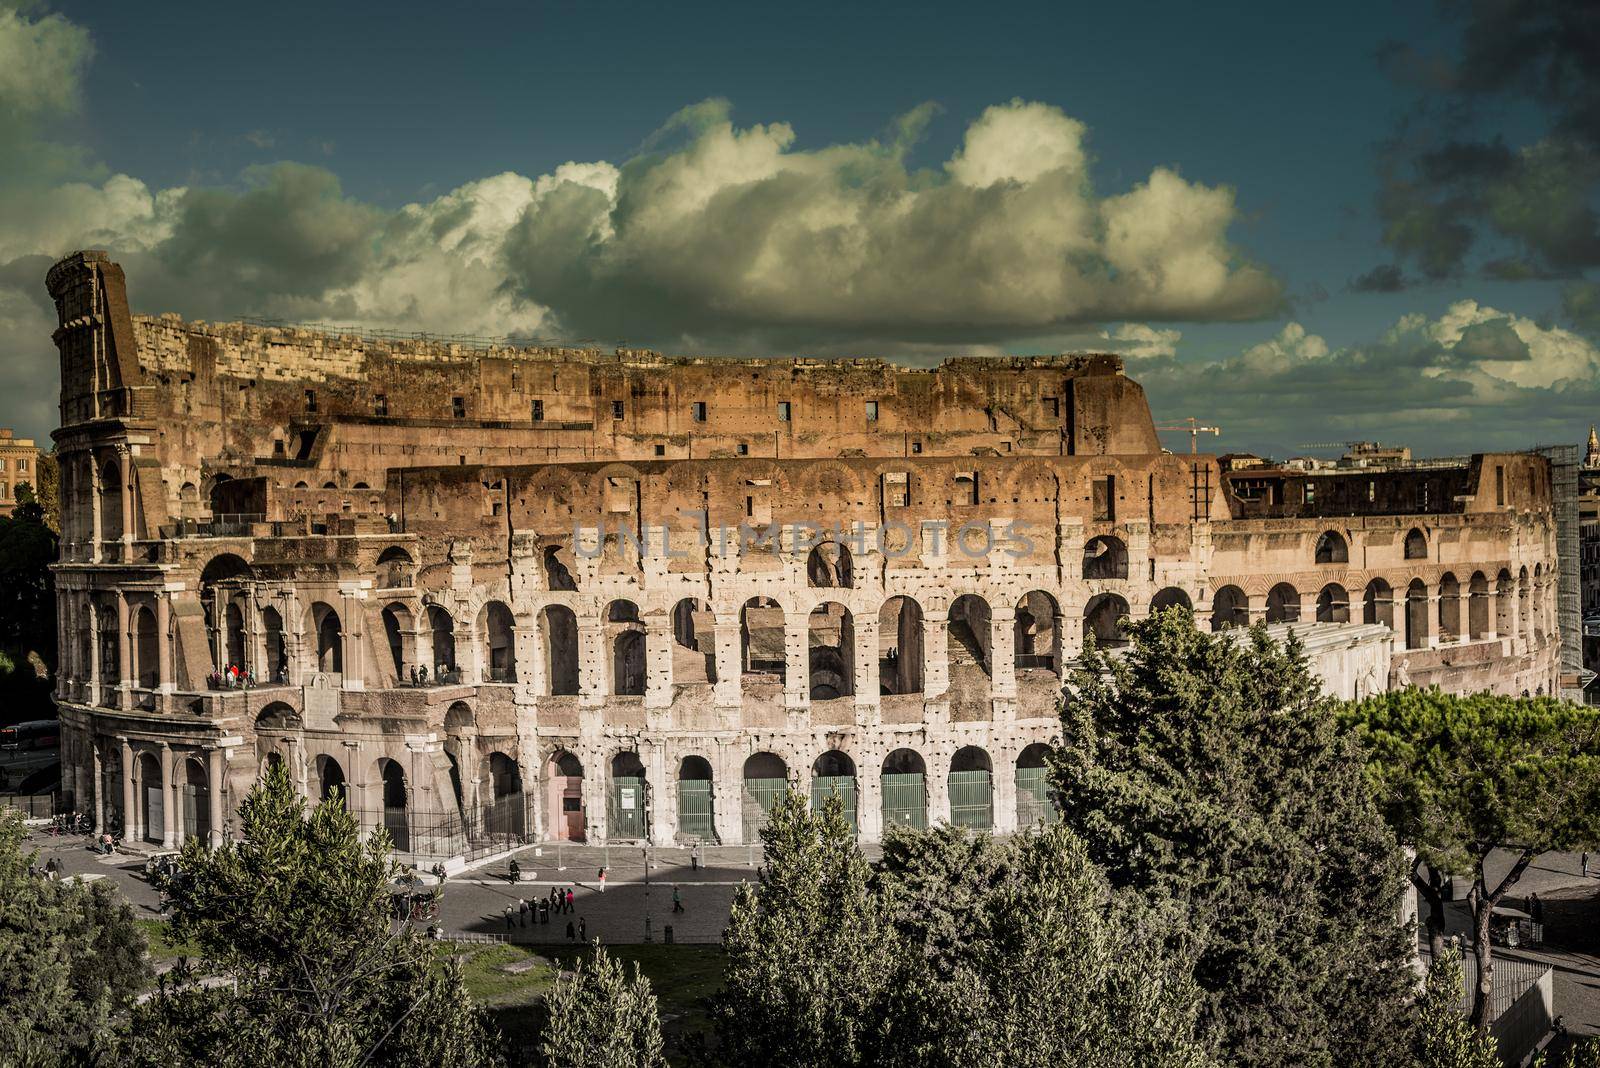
121,762,500,1067
1411,947,1498,1068
538,944,665,1068
1052,611,1418,1067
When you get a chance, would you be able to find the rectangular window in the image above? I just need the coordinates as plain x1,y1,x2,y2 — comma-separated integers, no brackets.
777,401,791,422
531,399,544,421
865,401,879,422
305,389,317,412
737,442,749,455
692,401,707,422
654,443,666,456
1044,396,1060,417
911,441,923,455
452,396,466,419
16,458,25,471
1303,483,1315,505
1093,475,1116,522
373,394,388,416
1368,480,1376,503
883,472,909,508
612,400,625,420
1495,465,1505,506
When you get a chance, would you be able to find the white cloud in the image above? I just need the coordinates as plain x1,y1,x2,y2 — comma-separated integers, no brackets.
1100,323,1182,360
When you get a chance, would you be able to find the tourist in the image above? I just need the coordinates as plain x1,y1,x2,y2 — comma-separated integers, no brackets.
691,844,701,871
504,904,515,930
509,858,521,883
566,887,575,912
539,897,549,924
673,886,684,914
578,918,586,941
1584,852,1591,878
598,866,607,892
519,898,528,926
566,920,575,942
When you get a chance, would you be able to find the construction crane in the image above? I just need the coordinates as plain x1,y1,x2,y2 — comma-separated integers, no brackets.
1156,417,1221,454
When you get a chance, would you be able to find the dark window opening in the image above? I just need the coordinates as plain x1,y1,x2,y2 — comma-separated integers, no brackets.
452,396,466,419
373,394,388,416
692,401,707,422
777,401,791,422
532,399,544,421
865,401,879,422
612,400,625,420
1093,476,1116,522
304,389,317,412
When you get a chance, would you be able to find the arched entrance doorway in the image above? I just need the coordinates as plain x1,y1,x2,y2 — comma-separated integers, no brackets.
1016,743,1057,827
677,756,716,842
810,750,857,831
545,750,585,842
742,752,788,841
948,746,994,830
377,758,409,853
881,748,927,831
609,752,647,839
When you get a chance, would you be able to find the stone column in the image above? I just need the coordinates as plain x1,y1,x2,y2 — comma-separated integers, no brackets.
578,616,607,705
989,607,1017,699
856,758,883,842
87,597,102,703
1297,589,1318,626
207,747,224,849
644,613,673,710
784,613,809,710
647,743,672,846
712,621,742,708
160,743,177,849
513,621,543,695
340,591,365,689
853,617,880,727
89,454,103,564
121,738,137,843
116,591,132,710
927,753,951,826
117,444,135,560
922,616,949,699
993,754,1019,834
92,742,106,834
1485,588,1499,642
156,592,173,692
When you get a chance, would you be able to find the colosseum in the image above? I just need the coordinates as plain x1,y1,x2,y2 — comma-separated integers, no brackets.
45,250,1563,861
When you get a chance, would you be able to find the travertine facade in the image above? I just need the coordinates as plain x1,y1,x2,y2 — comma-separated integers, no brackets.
47,251,1563,860
0,428,40,517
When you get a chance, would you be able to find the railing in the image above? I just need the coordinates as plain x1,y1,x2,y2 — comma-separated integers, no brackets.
170,514,267,538
1,793,56,818
398,669,464,687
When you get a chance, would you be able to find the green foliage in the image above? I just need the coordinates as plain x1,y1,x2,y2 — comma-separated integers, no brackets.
1052,610,1418,1067
538,943,665,1068
711,791,892,1067
121,763,501,1068
1411,947,1498,1068
1339,689,1600,873
0,808,150,1065
0,490,57,695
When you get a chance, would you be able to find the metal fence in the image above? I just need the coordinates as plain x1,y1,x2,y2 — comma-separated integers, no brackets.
1,793,55,818
348,792,536,862
1459,952,1551,1021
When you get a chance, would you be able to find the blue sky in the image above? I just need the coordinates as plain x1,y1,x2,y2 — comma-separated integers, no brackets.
2,0,1596,458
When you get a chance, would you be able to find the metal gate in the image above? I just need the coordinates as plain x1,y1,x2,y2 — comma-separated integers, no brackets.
1014,766,1058,828
143,782,163,844
743,777,787,840
610,775,646,839
881,772,926,831
383,807,411,853
677,779,716,841
810,776,857,831
948,770,993,830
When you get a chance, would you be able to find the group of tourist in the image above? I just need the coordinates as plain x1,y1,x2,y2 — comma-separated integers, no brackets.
504,885,581,932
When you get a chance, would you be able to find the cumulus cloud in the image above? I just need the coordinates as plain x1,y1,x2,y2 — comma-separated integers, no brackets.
1099,323,1181,360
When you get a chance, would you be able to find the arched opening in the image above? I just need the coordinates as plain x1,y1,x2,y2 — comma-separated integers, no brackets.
810,750,857,831
261,607,286,683
808,603,854,699
806,541,854,588
1082,535,1129,580
545,750,585,842
1533,564,1546,643
1210,585,1249,631
481,601,516,682
1083,593,1130,648
200,555,254,675
181,758,209,844
948,746,994,830
878,596,924,695
308,602,343,674
607,599,645,696
540,605,580,695
382,603,414,681
1468,571,1489,640
315,754,346,804
256,702,300,731
1316,583,1350,624
671,598,716,684
1496,569,1515,638
486,752,526,838
1265,583,1301,624
608,751,647,839
224,602,245,669
881,749,927,831
1406,579,1430,650
1404,528,1428,561
741,598,785,679
133,605,159,689
1149,587,1192,615
947,594,992,676
1014,591,1061,673
426,605,456,676
1519,567,1531,644
376,546,413,590
1438,573,1461,643
100,459,123,544
1363,579,1395,629
543,546,577,592
137,750,162,844
1016,743,1058,828
677,755,716,842
378,758,409,853
742,752,788,841
1314,530,1349,565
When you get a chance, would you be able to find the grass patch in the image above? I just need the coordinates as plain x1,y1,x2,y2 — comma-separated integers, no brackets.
135,918,199,963
433,941,559,1005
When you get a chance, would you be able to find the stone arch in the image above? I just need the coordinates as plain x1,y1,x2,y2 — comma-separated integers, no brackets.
811,749,857,830
671,598,715,684
1015,590,1061,673
256,701,301,731
486,752,525,837
1438,573,1462,642
1314,530,1349,565
545,749,585,841
677,755,716,842
381,602,415,680
1210,585,1248,631
376,545,413,589
376,757,409,852
425,604,456,675
948,746,994,830
1405,578,1430,650
100,457,123,544
1149,587,1192,615
136,749,162,844
808,602,854,699
806,541,854,588
742,751,789,840
542,545,577,591
948,594,992,676
261,606,286,682
606,599,645,696
480,600,516,682
1468,571,1489,639
1265,582,1300,624
1084,593,1130,648
1316,583,1350,624
133,604,159,688
741,597,785,678
881,748,928,831
878,596,924,695
1495,569,1515,637
180,757,210,844
1404,527,1428,561
609,751,648,839
1082,535,1128,580
315,754,346,803
1016,743,1058,828
306,602,343,674
1363,578,1395,628
540,605,580,695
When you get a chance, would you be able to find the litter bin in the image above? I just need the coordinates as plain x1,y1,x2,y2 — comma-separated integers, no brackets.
664,925,674,944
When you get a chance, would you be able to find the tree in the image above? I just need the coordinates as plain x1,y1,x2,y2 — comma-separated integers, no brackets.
33,450,60,535
1341,689,1600,1028
0,491,57,688
1410,946,1498,1068
121,762,500,1067
709,791,893,1067
1052,611,1419,1067
0,808,149,1064
538,944,665,1068
870,822,1216,1068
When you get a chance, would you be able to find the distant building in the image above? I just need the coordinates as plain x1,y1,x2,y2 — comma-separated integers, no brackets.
0,429,40,517
1580,427,1600,694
